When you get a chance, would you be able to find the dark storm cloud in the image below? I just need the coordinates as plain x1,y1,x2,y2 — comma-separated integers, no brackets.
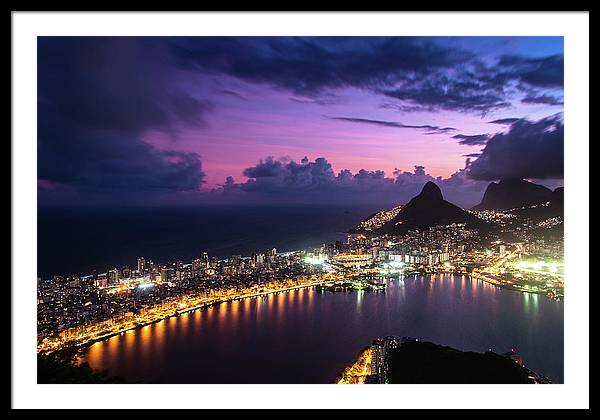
497,54,564,88
521,94,564,106
38,37,209,193
168,37,562,115
467,115,564,181
451,134,491,146
328,116,457,134
169,37,470,96
379,53,563,115
39,111,206,192
379,76,511,115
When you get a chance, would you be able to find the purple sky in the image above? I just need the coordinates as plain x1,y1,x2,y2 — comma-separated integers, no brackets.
38,37,564,208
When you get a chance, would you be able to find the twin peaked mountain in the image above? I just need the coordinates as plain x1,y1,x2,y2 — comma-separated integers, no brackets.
369,178,563,236
473,178,562,211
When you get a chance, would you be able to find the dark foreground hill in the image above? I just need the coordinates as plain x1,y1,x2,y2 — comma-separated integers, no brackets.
387,341,535,384
37,352,125,383
377,181,488,235
473,179,554,211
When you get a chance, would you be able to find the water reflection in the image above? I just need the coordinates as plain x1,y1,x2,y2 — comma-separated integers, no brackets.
356,289,364,312
82,276,564,384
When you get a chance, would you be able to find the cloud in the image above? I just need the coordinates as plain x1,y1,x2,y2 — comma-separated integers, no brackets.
290,96,343,106
378,53,563,115
379,75,511,115
489,118,521,125
218,156,488,208
169,37,470,96
451,134,490,146
38,37,209,194
216,89,248,100
38,114,206,192
327,116,457,134
497,54,564,88
169,37,563,115
467,115,564,180
521,94,564,106
37,37,564,205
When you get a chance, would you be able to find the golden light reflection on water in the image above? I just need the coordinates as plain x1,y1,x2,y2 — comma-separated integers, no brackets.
356,289,364,311
81,278,561,383
267,293,275,313
306,287,315,311
230,300,241,329
244,297,251,313
140,324,151,352
274,292,284,328
86,340,104,367
155,320,166,352
84,285,343,373
219,301,228,320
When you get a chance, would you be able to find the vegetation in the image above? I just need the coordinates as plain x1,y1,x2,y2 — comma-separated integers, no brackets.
387,341,535,384
37,350,124,383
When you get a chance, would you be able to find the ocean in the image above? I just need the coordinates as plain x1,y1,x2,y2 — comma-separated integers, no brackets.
37,205,380,279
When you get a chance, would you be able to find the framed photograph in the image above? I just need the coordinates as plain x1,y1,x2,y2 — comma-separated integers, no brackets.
12,11,589,410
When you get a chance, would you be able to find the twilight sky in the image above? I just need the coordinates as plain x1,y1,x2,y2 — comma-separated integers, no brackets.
37,36,564,208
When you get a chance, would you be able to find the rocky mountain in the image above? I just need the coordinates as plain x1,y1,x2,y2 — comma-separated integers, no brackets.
551,186,564,210
377,181,487,235
511,185,564,222
472,179,554,211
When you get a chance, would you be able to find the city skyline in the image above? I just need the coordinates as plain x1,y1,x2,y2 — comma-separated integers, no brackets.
38,36,564,208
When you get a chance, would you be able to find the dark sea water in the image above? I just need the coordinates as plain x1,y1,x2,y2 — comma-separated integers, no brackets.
81,275,564,383
37,205,379,279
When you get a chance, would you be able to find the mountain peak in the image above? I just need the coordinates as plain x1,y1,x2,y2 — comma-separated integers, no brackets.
376,181,486,235
418,181,443,201
472,178,553,211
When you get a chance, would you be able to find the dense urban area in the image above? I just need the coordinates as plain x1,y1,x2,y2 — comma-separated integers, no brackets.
37,211,563,354
38,181,564,362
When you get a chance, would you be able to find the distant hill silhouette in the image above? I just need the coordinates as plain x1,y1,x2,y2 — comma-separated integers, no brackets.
387,340,535,384
473,179,554,211
551,186,564,210
511,185,564,227
377,181,487,235
37,352,125,383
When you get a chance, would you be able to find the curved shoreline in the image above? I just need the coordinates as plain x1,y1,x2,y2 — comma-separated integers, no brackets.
44,280,328,356
44,271,561,357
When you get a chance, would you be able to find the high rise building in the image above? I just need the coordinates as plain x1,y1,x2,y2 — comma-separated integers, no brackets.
370,338,386,383
137,256,145,273
255,254,265,268
121,266,131,279
499,244,507,256
108,269,119,285
210,256,218,268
